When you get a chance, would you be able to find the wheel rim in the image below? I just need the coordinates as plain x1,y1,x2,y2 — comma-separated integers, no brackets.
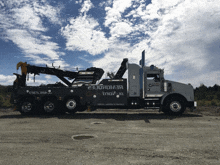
66,99,76,110
170,101,181,112
21,102,32,113
44,101,55,113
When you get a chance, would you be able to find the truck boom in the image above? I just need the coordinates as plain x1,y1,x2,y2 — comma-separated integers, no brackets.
14,62,104,87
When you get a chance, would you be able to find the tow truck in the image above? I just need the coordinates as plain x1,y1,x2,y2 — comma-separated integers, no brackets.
10,51,196,115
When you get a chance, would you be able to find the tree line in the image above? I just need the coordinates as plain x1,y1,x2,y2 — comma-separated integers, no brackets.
0,85,12,108
194,84,220,101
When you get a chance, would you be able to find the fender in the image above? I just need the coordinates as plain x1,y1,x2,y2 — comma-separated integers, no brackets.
160,92,187,105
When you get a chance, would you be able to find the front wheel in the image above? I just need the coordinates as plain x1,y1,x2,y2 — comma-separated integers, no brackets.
162,97,186,115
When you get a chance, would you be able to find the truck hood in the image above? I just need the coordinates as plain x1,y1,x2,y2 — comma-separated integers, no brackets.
166,80,194,101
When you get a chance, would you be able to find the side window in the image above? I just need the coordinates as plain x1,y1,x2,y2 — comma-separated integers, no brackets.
147,74,160,82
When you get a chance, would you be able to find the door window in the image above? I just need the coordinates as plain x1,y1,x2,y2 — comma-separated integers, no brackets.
147,74,160,82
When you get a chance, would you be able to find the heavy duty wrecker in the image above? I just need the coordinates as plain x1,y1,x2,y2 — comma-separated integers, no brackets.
10,51,196,115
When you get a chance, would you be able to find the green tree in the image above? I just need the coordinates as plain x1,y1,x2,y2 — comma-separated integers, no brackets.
211,100,217,106
0,96,3,107
217,92,220,101
194,84,208,100
206,95,214,101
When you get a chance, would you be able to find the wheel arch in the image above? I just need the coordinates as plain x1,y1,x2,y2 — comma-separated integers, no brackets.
161,93,187,106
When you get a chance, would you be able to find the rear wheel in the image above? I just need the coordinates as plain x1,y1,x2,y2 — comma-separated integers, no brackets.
44,100,56,114
42,98,63,114
162,97,186,115
19,98,35,115
66,98,78,114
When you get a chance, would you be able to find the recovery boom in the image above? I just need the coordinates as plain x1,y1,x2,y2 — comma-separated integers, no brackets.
14,62,104,87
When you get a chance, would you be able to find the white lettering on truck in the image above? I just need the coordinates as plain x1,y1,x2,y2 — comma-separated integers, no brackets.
88,85,123,90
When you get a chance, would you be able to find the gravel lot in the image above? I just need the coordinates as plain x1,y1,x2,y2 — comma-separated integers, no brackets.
0,107,220,165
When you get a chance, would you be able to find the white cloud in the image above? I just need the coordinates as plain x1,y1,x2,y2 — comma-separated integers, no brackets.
45,75,52,79
75,0,83,4
26,74,57,86
104,0,133,26
61,15,109,55
178,70,220,88
0,74,16,85
99,0,112,8
0,73,54,86
92,41,132,74
145,0,220,83
0,1,4,7
6,29,60,60
33,2,62,25
23,54,69,69
4,0,29,8
92,0,220,87
1,0,219,88
53,60,70,68
80,0,93,14
0,0,68,67
0,73,64,86
12,4,46,31
61,0,109,55
110,22,133,37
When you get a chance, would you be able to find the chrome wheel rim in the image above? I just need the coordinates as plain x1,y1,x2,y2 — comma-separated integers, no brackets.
170,101,181,112
22,102,32,112
44,101,55,112
66,99,76,110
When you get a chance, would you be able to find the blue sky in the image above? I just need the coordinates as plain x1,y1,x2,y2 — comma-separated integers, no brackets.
0,0,220,87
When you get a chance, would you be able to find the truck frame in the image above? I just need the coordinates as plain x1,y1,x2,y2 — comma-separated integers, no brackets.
10,51,196,115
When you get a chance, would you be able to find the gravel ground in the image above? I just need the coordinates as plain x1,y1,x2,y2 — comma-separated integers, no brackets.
0,107,220,165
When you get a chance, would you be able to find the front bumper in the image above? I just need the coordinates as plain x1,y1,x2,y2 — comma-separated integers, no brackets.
187,101,197,107
187,101,197,112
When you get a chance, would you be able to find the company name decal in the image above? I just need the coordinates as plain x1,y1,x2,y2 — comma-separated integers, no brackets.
102,91,124,96
28,91,52,94
88,85,123,90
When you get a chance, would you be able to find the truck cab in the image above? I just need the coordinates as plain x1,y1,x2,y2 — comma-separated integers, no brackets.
127,51,196,115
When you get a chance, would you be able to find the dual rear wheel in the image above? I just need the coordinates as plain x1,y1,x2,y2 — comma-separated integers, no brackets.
42,98,79,114
19,97,79,115
20,100,34,115
43,99,57,114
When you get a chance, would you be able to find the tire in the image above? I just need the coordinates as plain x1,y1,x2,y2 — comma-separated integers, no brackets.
43,99,57,114
65,98,78,114
162,97,186,115
19,98,35,115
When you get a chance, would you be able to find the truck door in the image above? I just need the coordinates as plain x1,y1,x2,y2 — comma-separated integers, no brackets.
145,74,161,96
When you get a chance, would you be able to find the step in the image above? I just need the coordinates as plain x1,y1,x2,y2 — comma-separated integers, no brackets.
145,98,160,100
145,107,160,109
